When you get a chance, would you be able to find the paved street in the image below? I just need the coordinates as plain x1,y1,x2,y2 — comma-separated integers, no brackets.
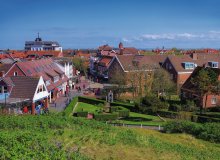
49,76,90,112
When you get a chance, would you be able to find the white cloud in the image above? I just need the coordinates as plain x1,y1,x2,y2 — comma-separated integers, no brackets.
124,31,220,42
122,38,132,42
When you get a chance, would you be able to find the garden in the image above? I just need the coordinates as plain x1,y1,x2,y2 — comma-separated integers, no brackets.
72,96,167,126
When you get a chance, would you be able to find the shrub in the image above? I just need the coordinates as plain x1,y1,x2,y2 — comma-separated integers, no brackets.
117,107,130,118
177,111,193,121
110,102,135,111
77,112,88,117
94,113,118,121
78,96,105,105
196,115,220,123
169,103,182,112
157,110,179,118
110,106,118,112
63,97,78,117
164,121,220,143
182,100,196,112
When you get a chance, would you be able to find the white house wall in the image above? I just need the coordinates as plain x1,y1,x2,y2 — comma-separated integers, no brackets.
33,76,49,102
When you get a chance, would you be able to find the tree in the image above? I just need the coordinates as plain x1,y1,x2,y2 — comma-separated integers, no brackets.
191,68,218,112
72,57,87,76
152,67,176,98
109,68,126,99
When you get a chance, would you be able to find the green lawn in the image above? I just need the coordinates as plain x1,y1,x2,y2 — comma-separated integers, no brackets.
75,102,102,113
75,102,169,126
114,112,168,126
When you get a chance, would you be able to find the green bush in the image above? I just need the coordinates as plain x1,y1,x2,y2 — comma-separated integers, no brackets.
77,112,88,117
78,96,105,105
118,107,130,118
164,121,220,143
110,106,118,112
157,110,179,118
110,102,135,111
94,113,118,121
196,115,220,123
63,97,78,117
169,103,182,112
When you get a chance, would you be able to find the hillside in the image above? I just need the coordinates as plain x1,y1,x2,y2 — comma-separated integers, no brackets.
0,114,220,160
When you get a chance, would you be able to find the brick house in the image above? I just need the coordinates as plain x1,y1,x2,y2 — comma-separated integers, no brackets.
1,58,68,102
96,56,114,79
181,67,220,109
108,54,167,96
162,53,220,90
0,76,49,114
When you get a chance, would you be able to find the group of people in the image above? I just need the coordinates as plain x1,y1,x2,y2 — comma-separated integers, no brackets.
35,103,49,115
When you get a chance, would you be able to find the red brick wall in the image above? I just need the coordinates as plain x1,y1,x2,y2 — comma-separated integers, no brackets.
203,94,220,108
5,65,25,77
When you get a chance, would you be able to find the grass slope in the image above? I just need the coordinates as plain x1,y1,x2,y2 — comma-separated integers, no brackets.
75,102,102,113
0,114,220,160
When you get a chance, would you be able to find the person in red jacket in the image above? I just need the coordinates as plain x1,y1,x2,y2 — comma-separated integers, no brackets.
23,106,28,114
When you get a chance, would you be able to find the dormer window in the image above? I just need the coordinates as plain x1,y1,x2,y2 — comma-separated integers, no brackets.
183,62,194,70
208,62,218,68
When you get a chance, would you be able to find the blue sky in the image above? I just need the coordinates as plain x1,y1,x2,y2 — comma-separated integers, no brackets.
0,0,220,49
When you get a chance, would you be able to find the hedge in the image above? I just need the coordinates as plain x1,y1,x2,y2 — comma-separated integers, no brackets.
196,115,220,123
77,111,88,117
164,121,220,143
94,113,118,121
110,101,135,111
78,96,105,105
63,97,78,117
157,110,179,119
197,113,220,119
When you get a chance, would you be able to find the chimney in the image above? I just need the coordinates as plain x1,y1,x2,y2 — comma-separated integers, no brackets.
192,53,197,60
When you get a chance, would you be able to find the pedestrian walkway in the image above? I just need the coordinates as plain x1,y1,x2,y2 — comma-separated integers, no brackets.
49,76,90,112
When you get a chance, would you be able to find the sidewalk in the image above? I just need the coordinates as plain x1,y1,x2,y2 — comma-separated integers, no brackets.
49,76,90,112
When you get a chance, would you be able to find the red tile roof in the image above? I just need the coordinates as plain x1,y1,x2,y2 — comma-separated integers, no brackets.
98,56,114,67
26,50,63,58
164,53,220,73
99,44,113,51
116,54,166,71
9,76,40,100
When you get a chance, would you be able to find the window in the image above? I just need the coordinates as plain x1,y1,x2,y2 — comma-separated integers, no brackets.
14,72,18,76
211,97,217,105
37,85,46,93
183,62,194,70
3,86,7,93
209,62,218,68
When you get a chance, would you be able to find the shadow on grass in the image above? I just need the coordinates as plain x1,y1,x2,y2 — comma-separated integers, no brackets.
121,117,152,122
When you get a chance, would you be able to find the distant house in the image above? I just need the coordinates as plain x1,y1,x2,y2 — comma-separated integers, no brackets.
96,56,114,79
54,57,75,90
162,53,220,90
0,76,49,114
2,59,68,102
181,67,220,109
108,54,166,95
98,42,139,57
25,33,62,52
